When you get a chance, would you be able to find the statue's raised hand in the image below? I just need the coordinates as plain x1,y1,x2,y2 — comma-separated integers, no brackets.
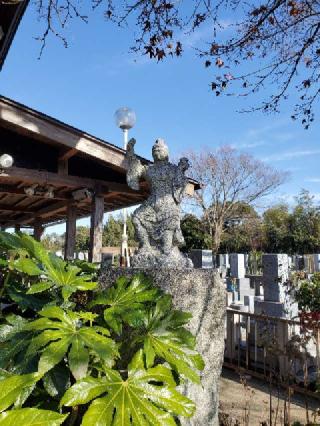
127,138,136,154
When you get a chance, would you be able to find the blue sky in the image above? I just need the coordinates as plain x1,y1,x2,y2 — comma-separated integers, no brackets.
1,4,320,234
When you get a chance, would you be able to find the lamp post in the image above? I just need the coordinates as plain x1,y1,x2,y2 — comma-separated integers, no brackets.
114,107,136,267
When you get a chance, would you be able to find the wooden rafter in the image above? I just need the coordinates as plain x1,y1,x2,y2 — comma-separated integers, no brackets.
0,184,69,200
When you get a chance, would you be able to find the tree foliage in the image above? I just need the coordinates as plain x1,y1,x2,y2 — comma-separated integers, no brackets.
182,189,320,255
31,0,320,125
75,226,90,254
0,232,202,425
180,214,210,252
263,190,320,254
103,214,136,247
41,233,64,253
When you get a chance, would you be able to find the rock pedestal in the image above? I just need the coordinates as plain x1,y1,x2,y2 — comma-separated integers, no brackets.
99,267,226,426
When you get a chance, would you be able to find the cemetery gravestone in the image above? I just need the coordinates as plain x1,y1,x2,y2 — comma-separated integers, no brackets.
255,254,297,318
189,249,213,269
229,253,245,278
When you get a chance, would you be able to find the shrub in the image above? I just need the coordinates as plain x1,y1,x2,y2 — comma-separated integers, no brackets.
294,272,320,312
0,232,203,425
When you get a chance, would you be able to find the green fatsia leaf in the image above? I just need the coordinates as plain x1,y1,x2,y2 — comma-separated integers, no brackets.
0,315,28,342
0,370,12,381
0,232,24,251
19,234,50,265
90,274,159,334
5,233,97,301
6,284,50,312
38,338,71,376
0,408,68,426
42,364,71,398
43,255,97,301
0,258,8,268
24,307,118,378
10,257,42,276
0,316,37,374
0,373,40,412
61,350,195,426
141,296,204,384
26,282,54,295
68,336,89,381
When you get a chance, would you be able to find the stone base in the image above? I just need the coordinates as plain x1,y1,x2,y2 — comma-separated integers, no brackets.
131,246,193,269
99,267,226,426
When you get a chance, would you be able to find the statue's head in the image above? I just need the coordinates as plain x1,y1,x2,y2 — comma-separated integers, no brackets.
152,138,169,162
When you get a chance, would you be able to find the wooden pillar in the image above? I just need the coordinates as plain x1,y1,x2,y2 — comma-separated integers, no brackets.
64,204,77,261
58,159,68,175
33,220,44,241
14,225,21,233
89,195,104,263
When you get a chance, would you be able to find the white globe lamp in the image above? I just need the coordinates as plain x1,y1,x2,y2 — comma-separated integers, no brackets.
0,154,14,170
114,107,136,149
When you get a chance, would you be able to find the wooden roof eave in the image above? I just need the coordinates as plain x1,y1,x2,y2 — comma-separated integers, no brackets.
0,96,149,172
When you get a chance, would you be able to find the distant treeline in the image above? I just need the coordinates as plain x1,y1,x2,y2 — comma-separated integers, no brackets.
181,189,320,255
42,190,320,256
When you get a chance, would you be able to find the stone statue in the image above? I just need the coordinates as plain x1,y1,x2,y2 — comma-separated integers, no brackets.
126,138,193,268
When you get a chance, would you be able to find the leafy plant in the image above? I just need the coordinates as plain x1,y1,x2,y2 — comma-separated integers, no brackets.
89,274,158,334
24,306,118,379
294,272,320,312
0,232,203,424
0,232,97,305
61,350,195,425
140,295,205,383
0,408,68,426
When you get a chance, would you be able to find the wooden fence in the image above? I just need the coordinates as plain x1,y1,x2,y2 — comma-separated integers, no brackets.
224,308,320,399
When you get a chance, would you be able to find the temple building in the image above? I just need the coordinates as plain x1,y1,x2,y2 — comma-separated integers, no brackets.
0,2,198,261
0,95,151,261
0,0,147,262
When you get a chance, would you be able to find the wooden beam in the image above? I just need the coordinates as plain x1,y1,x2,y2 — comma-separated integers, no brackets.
0,184,69,200
58,159,68,175
33,220,44,241
0,203,38,213
64,204,77,260
59,148,78,161
89,195,104,263
0,167,142,196
2,201,70,227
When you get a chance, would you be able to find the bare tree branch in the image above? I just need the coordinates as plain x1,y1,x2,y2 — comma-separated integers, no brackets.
185,146,288,253
30,0,320,125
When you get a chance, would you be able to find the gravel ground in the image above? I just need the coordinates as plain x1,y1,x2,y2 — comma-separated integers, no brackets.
219,368,320,425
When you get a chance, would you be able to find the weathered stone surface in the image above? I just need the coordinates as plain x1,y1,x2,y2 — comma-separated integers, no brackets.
125,138,193,269
99,267,226,426
229,253,246,279
189,249,213,269
258,254,297,318
262,254,289,302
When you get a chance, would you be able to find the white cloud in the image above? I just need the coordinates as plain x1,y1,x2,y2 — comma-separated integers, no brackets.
231,140,265,149
232,118,295,151
263,150,320,162
305,177,320,183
